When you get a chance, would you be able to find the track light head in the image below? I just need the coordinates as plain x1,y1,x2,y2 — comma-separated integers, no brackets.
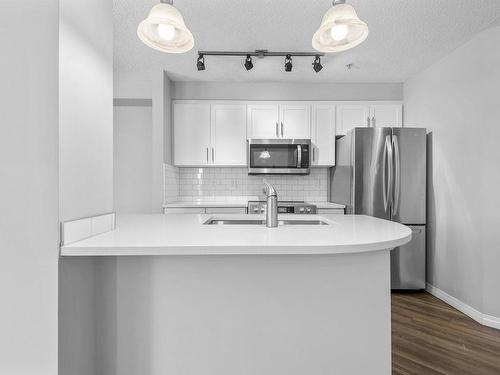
197,54,205,71
244,55,254,71
285,54,293,72
313,55,323,73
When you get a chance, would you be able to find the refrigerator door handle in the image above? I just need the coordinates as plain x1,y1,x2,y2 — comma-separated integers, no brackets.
392,135,401,216
383,135,393,212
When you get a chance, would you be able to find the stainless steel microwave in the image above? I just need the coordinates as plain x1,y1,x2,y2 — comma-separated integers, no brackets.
247,139,311,175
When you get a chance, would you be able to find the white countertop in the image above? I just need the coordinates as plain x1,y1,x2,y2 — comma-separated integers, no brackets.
163,201,346,209
61,214,411,257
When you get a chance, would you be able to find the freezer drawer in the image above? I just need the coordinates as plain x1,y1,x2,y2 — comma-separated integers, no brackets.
391,225,426,290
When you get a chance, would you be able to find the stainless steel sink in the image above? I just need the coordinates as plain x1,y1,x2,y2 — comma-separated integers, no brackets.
204,219,329,226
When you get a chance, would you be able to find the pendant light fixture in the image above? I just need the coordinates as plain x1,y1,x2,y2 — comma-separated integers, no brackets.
137,0,194,53
312,0,368,53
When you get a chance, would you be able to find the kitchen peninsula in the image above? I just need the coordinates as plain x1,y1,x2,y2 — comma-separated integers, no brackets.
61,213,410,375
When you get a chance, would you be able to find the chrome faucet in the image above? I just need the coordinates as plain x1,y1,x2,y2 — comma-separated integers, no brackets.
263,180,278,228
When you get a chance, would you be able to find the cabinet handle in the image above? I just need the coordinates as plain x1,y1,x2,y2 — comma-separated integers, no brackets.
372,116,376,127
212,147,214,162
276,122,279,137
206,147,209,163
367,116,371,127
281,122,284,137
313,147,315,162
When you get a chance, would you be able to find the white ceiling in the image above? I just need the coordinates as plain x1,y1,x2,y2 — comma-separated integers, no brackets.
114,0,500,83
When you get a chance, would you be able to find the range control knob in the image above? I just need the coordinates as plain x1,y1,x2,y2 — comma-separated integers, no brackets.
253,208,259,213
299,207,305,213
306,207,311,213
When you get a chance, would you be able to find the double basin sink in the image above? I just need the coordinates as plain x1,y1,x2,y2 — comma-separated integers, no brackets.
204,218,329,226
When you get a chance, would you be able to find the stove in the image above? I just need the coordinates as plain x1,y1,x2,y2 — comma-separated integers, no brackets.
247,201,317,215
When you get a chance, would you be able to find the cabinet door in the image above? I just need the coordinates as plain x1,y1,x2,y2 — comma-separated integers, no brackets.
311,104,336,166
335,104,370,136
370,104,402,128
279,103,311,138
247,104,279,138
173,103,211,166
211,104,247,166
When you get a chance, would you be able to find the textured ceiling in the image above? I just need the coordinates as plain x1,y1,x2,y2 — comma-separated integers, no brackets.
114,0,500,83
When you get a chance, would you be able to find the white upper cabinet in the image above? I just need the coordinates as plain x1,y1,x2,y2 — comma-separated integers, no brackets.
336,102,403,135
369,104,402,128
311,104,336,166
173,100,401,167
247,104,280,138
279,103,311,139
211,104,247,166
174,102,247,167
247,103,311,139
336,103,370,136
174,102,211,166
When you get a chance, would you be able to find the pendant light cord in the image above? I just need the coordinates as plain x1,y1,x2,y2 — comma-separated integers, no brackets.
160,0,174,4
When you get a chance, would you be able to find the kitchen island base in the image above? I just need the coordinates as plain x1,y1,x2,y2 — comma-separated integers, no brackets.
60,250,392,375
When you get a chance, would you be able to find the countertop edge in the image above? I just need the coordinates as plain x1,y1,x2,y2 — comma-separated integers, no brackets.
60,234,411,257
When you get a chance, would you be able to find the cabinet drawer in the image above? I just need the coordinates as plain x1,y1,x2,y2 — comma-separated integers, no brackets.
205,207,247,214
317,208,345,215
164,207,206,214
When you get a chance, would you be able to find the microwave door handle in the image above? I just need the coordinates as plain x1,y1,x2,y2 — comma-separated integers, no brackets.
297,145,302,168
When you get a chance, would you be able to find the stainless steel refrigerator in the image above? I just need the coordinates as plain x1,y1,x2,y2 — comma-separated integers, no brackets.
329,127,426,290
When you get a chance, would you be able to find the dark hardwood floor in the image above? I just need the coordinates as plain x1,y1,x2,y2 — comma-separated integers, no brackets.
392,292,500,375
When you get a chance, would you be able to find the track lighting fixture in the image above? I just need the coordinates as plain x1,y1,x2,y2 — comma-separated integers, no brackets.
197,54,205,71
137,0,194,53
313,55,323,73
195,50,325,72
285,55,293,72
244,55,254,71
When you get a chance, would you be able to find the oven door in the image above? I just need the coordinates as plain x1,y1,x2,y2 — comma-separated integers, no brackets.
247,139,311,175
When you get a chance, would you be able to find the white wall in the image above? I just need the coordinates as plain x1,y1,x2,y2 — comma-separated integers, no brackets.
0,1,59,373
404,26,500,318
58,0,114,374
114,104,153,213
172,82,403,101
59,0,114,221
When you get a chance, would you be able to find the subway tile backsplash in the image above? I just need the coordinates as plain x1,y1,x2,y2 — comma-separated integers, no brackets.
168,167,328,202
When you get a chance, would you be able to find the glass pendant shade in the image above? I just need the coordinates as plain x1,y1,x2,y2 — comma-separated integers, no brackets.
137,3,194,53
312,3,368,53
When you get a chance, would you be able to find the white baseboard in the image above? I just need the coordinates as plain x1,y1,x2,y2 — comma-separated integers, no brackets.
426,283,500,330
